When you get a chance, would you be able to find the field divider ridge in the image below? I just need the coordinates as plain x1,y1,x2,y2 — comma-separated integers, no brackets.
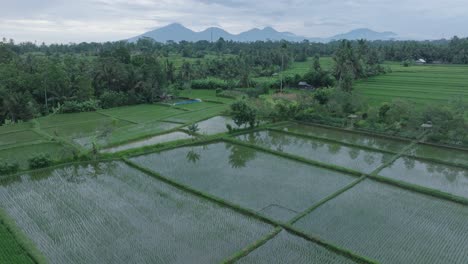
280,223,378,264
123,158,281,226
221,227,283,263
223,137,363,177
95,110,139,124
369,130,427,176
267,127,399,156
292,120,415,143
366,174,468,206
399,153,468,170
100,124,187,150
0,207,48,264
0,139,49,152
31,124,86,154
288,175,367,225
0,158,123,181
359,130,468,205
123,159,377,264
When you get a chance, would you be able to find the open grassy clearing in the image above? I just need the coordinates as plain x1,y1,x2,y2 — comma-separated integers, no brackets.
294,179,468,264
281,123,409,153
236,130,392,173
379,156,468,199
355,64,468,105
130,142,356,222
0,161,272,263
237,230,357,264
0,142,75,169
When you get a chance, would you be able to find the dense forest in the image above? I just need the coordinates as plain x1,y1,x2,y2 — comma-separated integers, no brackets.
1,36,468,124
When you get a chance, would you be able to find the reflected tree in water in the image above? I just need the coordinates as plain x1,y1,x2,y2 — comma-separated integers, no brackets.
327,143,341,155
225,143,257,169
363,152,376,166
348,148,360,160
403,157,416,170
186,149,201,164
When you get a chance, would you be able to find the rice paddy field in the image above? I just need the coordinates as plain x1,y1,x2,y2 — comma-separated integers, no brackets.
0,162,272,263
355,63,468,105
293,179,468,264
1,109,468,263
0,91,232,163
129,142,356,222
236,130,392,173
186,116,236,135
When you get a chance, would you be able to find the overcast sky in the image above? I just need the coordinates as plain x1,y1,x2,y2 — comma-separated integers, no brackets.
1,0,468,43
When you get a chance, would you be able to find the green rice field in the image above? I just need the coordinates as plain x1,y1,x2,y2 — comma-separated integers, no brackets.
2,114,468,263
294,179,468,264
0,142,75,168
0,130,44,148
98,104,186,123
0,93,231,165
0,213,35,264
163,105,229,123
355,63,468,105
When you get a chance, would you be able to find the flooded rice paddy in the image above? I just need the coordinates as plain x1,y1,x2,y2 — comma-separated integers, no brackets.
236,130,392,173
294,180,468,264
281,123,409,153
130,142,356,222
0,162,271,263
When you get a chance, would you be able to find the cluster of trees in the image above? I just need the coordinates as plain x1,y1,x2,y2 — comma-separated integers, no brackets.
2,35,468,124
244,87,467,146
332,40,386,91
370,37,468,63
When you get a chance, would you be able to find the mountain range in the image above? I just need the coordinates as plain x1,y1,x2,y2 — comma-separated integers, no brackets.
128,23,398,43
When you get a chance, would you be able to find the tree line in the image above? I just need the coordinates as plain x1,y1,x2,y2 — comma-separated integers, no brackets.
1,36,468,124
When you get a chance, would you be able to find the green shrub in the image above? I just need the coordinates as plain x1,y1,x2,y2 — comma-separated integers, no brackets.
231,101,257,128
28,154,53,169
0,159,20,175
187,124,200,134
99,91,129,109
243,86,269,98
226,124,233,133
191,78,231,90
61,99,101,113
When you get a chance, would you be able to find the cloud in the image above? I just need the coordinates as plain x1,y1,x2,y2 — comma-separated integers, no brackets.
0,0,467,43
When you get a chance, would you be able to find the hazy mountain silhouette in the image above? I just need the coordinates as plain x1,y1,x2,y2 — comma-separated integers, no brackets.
128,23,398,43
